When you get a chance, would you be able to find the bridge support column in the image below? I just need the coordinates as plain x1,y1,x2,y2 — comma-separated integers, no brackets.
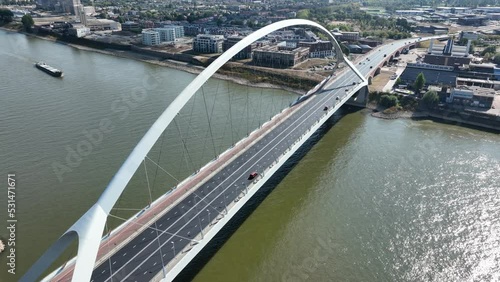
346,85,369,107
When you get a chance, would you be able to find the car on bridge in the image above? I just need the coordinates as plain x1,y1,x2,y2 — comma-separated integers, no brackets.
248,172,258,180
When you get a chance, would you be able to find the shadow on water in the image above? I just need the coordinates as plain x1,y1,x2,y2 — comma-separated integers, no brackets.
174,105,363,282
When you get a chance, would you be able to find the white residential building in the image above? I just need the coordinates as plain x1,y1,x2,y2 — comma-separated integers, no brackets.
193,34,224,53
163,25,184,38
142,29,160,46
154,27,176,43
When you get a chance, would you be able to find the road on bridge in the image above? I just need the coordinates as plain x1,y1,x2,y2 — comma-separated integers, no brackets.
55,37,430,282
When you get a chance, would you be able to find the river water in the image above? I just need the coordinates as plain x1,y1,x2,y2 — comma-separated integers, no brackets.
0,30,499,281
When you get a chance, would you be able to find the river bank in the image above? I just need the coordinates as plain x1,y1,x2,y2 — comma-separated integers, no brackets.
0,26,310,95
366,103,500,132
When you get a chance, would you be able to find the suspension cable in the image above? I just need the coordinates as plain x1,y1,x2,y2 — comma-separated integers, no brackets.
143,159,153,205
145,156,180,183
201,86,218,160
173,118,195,174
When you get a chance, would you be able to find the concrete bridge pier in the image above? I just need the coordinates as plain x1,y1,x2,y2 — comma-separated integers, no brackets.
346,85,369,107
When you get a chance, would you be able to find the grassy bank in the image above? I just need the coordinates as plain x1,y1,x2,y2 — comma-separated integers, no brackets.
218,65,321,93
368,91,419,112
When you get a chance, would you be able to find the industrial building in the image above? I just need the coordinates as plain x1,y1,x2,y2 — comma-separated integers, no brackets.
423,38,471,66
330,31,360,42
456,77,500,90
459,31,479,41
347,44,363,54
446,86,496,108
459,63,500,81
415,25,449,34
400,63,457,86
457,16,488,26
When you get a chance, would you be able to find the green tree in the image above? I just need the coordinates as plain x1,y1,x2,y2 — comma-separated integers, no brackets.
215,17,223,26
395,77,403,86
469,43,475,54
422,90,439,108
400,95,418,110
0,9,14,23
484,52,494,61
21,14,34,32
413,72,426,93
481,45,496,56
340,43,350,55
458,38,468,45
297,9,310,19
380,94,398,107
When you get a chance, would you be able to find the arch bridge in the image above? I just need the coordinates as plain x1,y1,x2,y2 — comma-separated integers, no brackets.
23,20,431,282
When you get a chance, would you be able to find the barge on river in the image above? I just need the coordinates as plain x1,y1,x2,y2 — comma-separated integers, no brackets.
35,62,63,77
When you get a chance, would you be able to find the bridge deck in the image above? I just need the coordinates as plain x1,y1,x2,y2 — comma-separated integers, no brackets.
50,37,430,282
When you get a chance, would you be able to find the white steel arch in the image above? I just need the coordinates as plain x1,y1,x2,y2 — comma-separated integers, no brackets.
21,19,366,282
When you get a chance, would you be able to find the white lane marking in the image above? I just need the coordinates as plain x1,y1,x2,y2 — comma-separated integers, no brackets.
114,70,356,281
104,57,372,280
